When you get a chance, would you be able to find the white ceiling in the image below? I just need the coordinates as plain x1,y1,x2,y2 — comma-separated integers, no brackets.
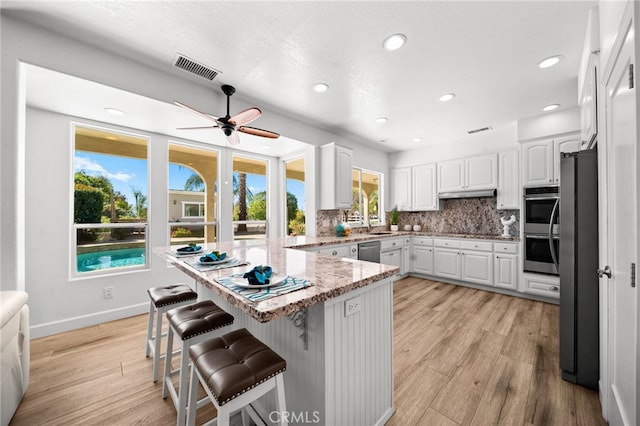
3,1,596,153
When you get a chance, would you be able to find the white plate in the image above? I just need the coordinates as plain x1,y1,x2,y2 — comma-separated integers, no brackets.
230,273,288,289
198,256,232,265
174,247,203,256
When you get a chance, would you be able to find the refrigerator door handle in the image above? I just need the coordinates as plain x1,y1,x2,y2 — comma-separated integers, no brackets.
549,198,560,271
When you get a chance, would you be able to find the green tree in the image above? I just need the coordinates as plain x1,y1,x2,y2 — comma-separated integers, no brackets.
234,173,253,232
131,186,147,218
368,190,379,216
247,191,267,220
74,183,103,241
286,192,298,224
288,210,306,235
184,173,205,191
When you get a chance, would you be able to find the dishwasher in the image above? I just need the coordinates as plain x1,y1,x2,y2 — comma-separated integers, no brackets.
358,240,381,263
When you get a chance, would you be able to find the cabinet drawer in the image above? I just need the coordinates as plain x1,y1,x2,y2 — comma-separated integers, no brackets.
317,245,350,257
494,243,518,254
434,239,461,249
412,237,433,247
523,274,560,299
381,238,402,251
460,240,492,252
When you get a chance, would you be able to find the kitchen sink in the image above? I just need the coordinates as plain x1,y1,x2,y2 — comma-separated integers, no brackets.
368,231,395,235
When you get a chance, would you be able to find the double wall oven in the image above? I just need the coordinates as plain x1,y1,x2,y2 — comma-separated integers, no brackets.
523,186,560,275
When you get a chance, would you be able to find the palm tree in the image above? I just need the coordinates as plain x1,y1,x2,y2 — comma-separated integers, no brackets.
131,186,147,218
184,173,204,191
237,172,249,232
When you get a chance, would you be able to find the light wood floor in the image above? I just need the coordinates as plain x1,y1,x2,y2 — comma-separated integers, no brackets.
10,277,606,425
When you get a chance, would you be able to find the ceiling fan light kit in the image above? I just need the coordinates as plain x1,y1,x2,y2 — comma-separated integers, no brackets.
175,84,279,145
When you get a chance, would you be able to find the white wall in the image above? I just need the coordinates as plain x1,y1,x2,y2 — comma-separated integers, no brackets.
1,14,389,335
517,107,581,142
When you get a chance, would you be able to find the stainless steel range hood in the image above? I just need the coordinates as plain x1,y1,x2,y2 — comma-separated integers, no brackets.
437,189,496,199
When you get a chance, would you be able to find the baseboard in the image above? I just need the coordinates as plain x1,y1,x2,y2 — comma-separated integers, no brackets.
29,302,149,339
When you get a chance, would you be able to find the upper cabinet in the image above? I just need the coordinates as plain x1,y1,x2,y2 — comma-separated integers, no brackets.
580,53,598,149
497,150,520,209
390,163,441,211
320,143,353,209
522,135,580,186
437,153,497,193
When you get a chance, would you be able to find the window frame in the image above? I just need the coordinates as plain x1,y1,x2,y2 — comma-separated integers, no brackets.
349,166,384,227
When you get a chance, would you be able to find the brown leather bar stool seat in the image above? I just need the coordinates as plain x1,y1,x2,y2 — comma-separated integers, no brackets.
145,284,197,382
162,300,234,426
186,328,287,426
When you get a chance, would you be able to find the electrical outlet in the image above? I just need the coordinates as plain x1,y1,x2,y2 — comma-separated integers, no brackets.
344,295,361,317
103,287,114,299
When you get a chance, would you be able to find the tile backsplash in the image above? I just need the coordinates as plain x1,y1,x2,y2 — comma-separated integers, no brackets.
317,197,520,237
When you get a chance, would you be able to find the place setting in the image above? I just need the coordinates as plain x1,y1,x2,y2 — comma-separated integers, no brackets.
182,249,250,271
216,265,312,302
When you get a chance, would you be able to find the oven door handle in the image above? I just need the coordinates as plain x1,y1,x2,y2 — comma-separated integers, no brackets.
548,198,560,271
524,195,560,201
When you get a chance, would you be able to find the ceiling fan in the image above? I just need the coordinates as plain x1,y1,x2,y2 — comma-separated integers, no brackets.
175,84,280,145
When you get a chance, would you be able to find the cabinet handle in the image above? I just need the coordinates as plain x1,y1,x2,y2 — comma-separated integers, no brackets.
549,179,552,183
550,286,559,291
496,256,500,259
332,251,338,256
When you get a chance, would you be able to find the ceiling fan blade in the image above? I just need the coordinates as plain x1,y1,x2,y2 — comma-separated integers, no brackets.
174,101,220,123
176,125,219,130
228,107,262,127
225,130,241,145
238,126,280,139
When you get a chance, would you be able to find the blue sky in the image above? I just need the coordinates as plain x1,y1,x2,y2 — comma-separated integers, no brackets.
75,152,305,211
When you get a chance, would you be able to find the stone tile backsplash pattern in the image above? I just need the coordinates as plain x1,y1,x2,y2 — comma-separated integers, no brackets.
317,197,520,237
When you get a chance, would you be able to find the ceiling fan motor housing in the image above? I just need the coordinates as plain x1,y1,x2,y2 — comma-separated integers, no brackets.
221,124,235,136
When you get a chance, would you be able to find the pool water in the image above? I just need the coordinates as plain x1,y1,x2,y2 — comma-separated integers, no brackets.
77,247,146,272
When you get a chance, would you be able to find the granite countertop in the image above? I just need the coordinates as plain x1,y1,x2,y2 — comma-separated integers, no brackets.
154,239,398,323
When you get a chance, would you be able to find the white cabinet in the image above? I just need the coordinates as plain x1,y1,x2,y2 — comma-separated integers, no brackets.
437,154,497,193
434,247,461,280
522,136,581,186
497,150,520,209
494,254,519,290
380,248,402,270
402,237,411,275
412,163,441,211
579,53,598,149
412,237,434,275
317,245,351,257
320,143,353,209
522,273,559,299
390,167,411,211
348,245,358,259
460,250,493,286
391,164,441,211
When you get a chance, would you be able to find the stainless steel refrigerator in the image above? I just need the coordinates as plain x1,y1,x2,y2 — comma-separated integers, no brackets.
559,149,599,390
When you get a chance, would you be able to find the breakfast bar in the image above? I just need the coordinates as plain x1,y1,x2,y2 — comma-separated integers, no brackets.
155,237,398,426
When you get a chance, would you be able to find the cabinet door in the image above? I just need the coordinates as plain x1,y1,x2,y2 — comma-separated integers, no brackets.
434,248,460,279
553,136,581,184
403,245,410,274
522,273,559,299
413,246,434,275
494,254,518,290
465,154,497,190
460,251,493,285
318,245,351,257
523,141,554,186
437,159,464,192
391,167,412,211
412,163,440,210
497,150,520,209
380,249,402,269
335,146,353,208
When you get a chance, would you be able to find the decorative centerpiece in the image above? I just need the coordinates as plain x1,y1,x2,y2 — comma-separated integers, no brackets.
500,215,517,237
390,207,399,232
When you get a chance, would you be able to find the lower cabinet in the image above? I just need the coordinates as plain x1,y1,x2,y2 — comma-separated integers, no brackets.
380,248,402,270
522,273,560,299
460,250,493,286
434,248,461,280
494,254,519,290
413,246,434,275
317,245,351,257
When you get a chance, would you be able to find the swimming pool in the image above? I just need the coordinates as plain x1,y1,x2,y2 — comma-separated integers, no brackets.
77,247,146,272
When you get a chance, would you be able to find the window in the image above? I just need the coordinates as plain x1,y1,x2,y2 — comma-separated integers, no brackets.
285,157,305,236
348,168,382,226
182,202,204,218
233,155,268,240
73,125,148,275
168,143,218,246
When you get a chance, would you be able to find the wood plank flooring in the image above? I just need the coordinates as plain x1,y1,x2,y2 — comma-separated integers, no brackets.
10,277,606,425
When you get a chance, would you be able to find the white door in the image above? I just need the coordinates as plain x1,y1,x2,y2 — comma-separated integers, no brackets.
465,153,497,190
603,8,637,425
391,167,411,211
413,163,439,210
437,159,464,192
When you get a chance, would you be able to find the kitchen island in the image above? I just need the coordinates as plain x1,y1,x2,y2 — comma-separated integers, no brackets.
155,237,398,426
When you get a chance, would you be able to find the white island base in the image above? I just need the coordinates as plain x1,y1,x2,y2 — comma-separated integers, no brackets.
196,277,394,426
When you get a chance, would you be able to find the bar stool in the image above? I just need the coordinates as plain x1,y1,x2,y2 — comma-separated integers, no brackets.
146,283,197,382
162,300,234,426
186,328,287,426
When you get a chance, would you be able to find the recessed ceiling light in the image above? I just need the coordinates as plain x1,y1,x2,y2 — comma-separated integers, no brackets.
379,138,388,143
413,137,422,142
538,55,563,69
439,93,456,102
104,108,125,116
383,33,406,51
375,117,388,124
312,83,329,93
543,103,560,112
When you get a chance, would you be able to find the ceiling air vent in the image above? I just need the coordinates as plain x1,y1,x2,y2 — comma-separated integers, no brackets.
173,53,221,81
467,126,493,135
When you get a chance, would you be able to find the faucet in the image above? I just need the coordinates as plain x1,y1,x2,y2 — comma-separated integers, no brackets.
367,216,372,232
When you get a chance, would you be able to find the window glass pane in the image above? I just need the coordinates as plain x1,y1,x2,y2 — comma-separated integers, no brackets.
347,168,381,225
169,143,218,246
285,157,305,236
73,126,148,274
233,155,267,240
